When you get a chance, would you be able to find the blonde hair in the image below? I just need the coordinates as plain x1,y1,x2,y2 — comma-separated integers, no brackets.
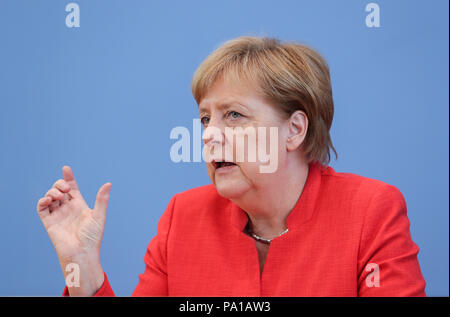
191,36,337,166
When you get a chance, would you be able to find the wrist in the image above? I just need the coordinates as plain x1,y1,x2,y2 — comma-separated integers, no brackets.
60,254,104,296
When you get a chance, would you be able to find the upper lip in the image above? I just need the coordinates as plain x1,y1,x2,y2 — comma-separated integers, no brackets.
212,160,237,169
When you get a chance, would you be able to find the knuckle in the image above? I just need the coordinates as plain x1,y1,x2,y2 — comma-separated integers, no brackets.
54,179,64,188
37,198,47,211
57,179,70,191
46,188,59,197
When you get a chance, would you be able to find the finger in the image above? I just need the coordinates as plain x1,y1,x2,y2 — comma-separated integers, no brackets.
61,192,71,203
93,183,112,222
62,166,80,191
53,179,71,193
38,205,50,218
49,200,61,210
46,188,64,201
37,196,52,213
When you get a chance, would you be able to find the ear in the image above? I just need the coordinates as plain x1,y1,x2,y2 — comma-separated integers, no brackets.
286,110,308,152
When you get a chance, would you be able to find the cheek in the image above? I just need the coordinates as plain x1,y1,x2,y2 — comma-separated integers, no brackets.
206,163,215,181
236,161,261,184
253,127,284,165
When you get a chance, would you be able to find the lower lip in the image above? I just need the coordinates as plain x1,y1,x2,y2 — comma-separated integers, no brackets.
215,164,238,174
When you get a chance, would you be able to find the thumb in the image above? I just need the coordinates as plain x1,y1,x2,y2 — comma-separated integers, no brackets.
93,182,112,221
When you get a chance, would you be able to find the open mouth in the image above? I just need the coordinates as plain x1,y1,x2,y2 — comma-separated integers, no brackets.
213,160,237,170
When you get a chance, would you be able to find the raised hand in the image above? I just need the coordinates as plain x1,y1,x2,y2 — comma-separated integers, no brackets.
37,166,111,296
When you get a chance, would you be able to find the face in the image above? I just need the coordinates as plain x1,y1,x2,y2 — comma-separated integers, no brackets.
198,76,291,200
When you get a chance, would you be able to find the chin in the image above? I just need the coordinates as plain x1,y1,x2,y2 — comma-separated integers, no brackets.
213,179,250,200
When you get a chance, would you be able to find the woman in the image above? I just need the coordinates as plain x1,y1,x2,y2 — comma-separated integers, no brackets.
36,36,426,296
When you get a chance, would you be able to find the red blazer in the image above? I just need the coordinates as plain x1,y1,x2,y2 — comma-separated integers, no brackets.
63,162,426,296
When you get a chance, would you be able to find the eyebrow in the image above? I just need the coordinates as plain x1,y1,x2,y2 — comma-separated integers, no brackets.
198,101,247,113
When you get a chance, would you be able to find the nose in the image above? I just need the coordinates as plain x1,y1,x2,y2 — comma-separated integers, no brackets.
203,126,224,146
202,116,225,146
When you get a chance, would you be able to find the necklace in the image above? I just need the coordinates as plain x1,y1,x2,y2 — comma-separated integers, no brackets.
248,227,289,245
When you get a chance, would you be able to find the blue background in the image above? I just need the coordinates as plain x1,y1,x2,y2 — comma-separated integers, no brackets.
0,0,448,296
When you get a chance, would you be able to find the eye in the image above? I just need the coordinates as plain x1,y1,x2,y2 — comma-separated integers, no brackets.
200,116,210,126
227,111,242,119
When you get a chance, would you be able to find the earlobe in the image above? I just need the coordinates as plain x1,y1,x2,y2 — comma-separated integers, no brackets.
286,111,308,152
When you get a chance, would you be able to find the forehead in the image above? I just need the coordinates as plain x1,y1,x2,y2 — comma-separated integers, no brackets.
198,75,262,112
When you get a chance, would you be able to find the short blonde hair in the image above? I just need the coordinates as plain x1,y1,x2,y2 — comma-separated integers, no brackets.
191,36,338,167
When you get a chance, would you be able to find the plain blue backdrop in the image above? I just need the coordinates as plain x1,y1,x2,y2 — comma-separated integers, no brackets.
0,0,448,296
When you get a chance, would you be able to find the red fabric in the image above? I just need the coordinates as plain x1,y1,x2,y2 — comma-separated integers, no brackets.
62,272,114,297
63,162,426,296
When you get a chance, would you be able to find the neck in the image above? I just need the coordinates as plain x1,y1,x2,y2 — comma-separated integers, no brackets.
232,159,310,239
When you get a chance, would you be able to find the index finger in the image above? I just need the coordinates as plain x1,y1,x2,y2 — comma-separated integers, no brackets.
62,165,79,191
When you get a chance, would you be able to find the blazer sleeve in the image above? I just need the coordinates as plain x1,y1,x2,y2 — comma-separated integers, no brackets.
62,195,176,297
131,195,176,296
62,272,115,296
357,184,426,296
